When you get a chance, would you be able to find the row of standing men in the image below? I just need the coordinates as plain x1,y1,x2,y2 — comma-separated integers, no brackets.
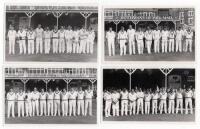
106,25,194,56
103,87,194,117
6,87,94,118
7,24,95,55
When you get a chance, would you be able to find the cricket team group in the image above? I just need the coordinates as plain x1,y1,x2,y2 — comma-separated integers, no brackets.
103,87,195,117
7,24,96,55
105,25,194,56
6,86,94,118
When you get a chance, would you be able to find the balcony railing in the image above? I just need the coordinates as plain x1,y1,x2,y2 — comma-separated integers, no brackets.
5,68,97,79
6,5,98,12
104,9,188,21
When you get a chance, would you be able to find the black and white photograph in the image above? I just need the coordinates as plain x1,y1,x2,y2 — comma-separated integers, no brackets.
104,8,195,61
4,67,97,124
103,68,195,121
5,5,98,62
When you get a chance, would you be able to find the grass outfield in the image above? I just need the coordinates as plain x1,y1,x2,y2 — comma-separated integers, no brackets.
103,113,195,122
5,100,97,124
5,41,97,62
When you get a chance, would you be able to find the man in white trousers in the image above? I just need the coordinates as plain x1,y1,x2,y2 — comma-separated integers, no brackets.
128,89,137,115
120,88,129,116
168,89,175,114
106,27,115,56
152,90,159,114
7,88,16,118
87,27,95,54
185,27,193,52
47,88,54,116
54,87,61,116
145,27,153,54
7,25,17,55
184,87,193,114
175,27,184,52
112,90,120,116
136,88,144,114
118,26,128,56
27,27,35,54
65,26,73,53
32,87,40,116
43,27,52,54
103,90,112,117
25,89,32,117
168,28,175,52
176,88,183,114
127,25,136,55
79,27,88,54
40,88,47,116
161,27,169,53
16,89,25,117
17,26,27,55
61,88,69,116
69,88,77,116
192,88,195,108
136,28,144,54
59,26,66,53
35,24,44,54
144,90,152,114
85,87,93,116
52,26,59,54
77,87,85,116
72,27,80,53
153,28,161,53
159,88,167,114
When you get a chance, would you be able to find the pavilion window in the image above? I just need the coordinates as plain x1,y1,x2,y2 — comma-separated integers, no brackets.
9,68,12,75
48,68,51,75
105,10,113,17
5,68,8,76
18,68,23,76
180,19,184,24
41,68,44,76
66,69,69,75
76,69,80,76
179,12,184,18
126,10,133,17
188,11,194,17
11,68,13,75
95,69,97,76
59,68,63,76
188,18,193,25
33,68,36,76
59,68,63,77
69,69,72,75
52,68,55,76
30,68,33,76
72,68,75,75
37,68,40,75
79,68,82,75
113,10,118,17
86,68,89,75
82,68,85,75
27,68,30,76
54,69,56,77
10,68,13,75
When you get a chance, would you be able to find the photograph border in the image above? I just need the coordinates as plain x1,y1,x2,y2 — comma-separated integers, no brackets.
3,2,100,64
2,64,99,125
101,5,197,64
100,65,196,124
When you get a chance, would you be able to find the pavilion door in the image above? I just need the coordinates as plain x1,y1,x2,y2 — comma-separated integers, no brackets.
19,17,29,28
168,75,182,89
